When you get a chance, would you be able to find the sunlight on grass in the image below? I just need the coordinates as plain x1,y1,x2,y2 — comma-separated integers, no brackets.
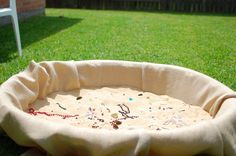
0,9,236,155
0,9,236,89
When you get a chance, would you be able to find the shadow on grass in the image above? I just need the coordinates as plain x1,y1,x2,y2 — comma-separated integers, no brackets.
140,10,236,17
0,15,82,63
83,8,236,17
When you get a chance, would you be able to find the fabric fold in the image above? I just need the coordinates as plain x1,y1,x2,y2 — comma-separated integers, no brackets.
0,60,235,156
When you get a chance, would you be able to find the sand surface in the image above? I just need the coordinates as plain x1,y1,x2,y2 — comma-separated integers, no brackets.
27,87,212,131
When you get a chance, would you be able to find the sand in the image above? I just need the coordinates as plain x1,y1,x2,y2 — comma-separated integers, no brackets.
27,87,212,131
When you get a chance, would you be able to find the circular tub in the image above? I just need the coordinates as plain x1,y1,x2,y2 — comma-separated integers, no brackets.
0,60,235,156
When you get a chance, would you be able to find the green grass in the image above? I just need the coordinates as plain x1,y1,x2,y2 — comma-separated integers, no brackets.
0,9,236,155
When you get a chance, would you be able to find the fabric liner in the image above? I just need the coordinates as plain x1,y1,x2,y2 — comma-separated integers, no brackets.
0,60,235,156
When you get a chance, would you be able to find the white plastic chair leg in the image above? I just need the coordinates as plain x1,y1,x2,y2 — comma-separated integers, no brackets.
11,11,22,56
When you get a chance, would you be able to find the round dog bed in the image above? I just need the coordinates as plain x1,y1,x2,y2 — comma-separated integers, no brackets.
0,60,235,156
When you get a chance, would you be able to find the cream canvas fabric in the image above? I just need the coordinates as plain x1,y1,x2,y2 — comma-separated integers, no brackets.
0,60,235,156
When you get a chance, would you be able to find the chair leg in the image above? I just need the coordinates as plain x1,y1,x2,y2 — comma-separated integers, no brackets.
11,13,22,56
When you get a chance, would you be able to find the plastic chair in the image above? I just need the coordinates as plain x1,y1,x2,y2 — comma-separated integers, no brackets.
0,0,22,56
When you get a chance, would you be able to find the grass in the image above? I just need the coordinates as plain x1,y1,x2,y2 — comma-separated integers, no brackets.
0,9,236,155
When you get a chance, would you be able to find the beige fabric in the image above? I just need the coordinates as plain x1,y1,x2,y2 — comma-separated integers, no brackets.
0,60,235,156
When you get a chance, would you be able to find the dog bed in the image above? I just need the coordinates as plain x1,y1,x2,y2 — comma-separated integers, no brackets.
0,60,235,156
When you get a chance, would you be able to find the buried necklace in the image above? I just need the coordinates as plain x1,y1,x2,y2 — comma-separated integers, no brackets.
28,108,79,119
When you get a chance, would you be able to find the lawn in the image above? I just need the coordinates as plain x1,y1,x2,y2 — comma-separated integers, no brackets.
0,9,236,155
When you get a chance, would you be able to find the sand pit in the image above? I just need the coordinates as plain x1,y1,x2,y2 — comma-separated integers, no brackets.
28,87,212,131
